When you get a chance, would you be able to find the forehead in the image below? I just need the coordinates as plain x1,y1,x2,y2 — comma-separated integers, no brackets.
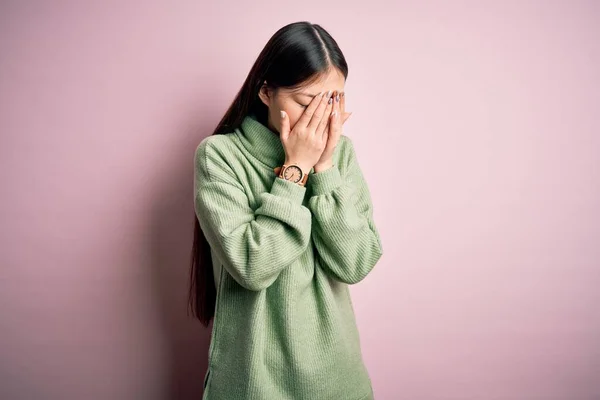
284,69,346,98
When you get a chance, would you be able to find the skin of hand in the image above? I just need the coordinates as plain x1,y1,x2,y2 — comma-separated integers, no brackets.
256,68,352,172
313,90,352,172
278,91,334,173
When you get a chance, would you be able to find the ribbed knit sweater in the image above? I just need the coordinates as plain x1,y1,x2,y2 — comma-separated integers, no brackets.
193,113,384,400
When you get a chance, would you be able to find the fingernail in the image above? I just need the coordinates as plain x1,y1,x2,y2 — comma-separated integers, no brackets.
280,110,285,118
328,97,332,104
335,93,340,102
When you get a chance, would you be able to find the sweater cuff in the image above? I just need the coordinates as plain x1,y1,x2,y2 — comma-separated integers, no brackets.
271,176,307,204
308,165,343,195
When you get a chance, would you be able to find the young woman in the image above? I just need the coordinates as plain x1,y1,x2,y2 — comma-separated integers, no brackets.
189,21,384,400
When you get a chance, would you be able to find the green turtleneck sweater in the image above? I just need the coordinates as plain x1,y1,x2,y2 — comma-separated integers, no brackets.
193,113,383,400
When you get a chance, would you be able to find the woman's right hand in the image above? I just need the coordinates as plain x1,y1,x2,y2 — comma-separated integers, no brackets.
279,90,334,174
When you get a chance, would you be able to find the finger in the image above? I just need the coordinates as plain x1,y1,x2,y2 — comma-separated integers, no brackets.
333,89,341,128
329,90,349,125
330,92,342,140
295,91,324,129
342,111,352,124
322,112,331,141
279,110,290,141
316,92,334,137
321,89,340,139
307,90,333,132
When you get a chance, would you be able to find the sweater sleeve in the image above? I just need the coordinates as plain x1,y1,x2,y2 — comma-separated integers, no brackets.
194,140,312,291
307,136,383,284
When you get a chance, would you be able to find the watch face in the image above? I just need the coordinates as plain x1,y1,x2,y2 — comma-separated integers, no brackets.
283,165,302,183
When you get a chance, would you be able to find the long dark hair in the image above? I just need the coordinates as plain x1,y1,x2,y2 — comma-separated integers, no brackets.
188,21,349,326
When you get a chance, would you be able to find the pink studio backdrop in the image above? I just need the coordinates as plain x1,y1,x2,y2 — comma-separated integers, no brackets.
1,1,598,399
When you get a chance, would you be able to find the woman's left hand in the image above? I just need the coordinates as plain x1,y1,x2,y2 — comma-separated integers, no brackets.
313,90,352,172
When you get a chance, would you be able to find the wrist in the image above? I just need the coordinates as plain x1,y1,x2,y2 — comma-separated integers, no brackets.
313,161,334,173
284,159,311,175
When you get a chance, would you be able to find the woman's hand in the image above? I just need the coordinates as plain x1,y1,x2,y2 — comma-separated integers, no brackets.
280,90,334,175
314,90,352,172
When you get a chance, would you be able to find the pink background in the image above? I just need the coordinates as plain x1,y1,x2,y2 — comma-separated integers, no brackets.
1,1,598,399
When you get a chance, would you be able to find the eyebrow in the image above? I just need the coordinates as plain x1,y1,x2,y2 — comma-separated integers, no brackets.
297,92,320,98
297,90,342,98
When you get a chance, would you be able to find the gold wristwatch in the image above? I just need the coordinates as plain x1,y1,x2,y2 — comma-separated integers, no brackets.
274,164,309,186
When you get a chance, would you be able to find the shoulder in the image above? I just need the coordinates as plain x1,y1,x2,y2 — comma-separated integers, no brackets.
194,133,239,184
338,134,355,153
195,133,232,160
337,134,358,170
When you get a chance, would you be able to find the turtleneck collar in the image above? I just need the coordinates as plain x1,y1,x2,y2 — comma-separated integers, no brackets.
233,113,286,168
